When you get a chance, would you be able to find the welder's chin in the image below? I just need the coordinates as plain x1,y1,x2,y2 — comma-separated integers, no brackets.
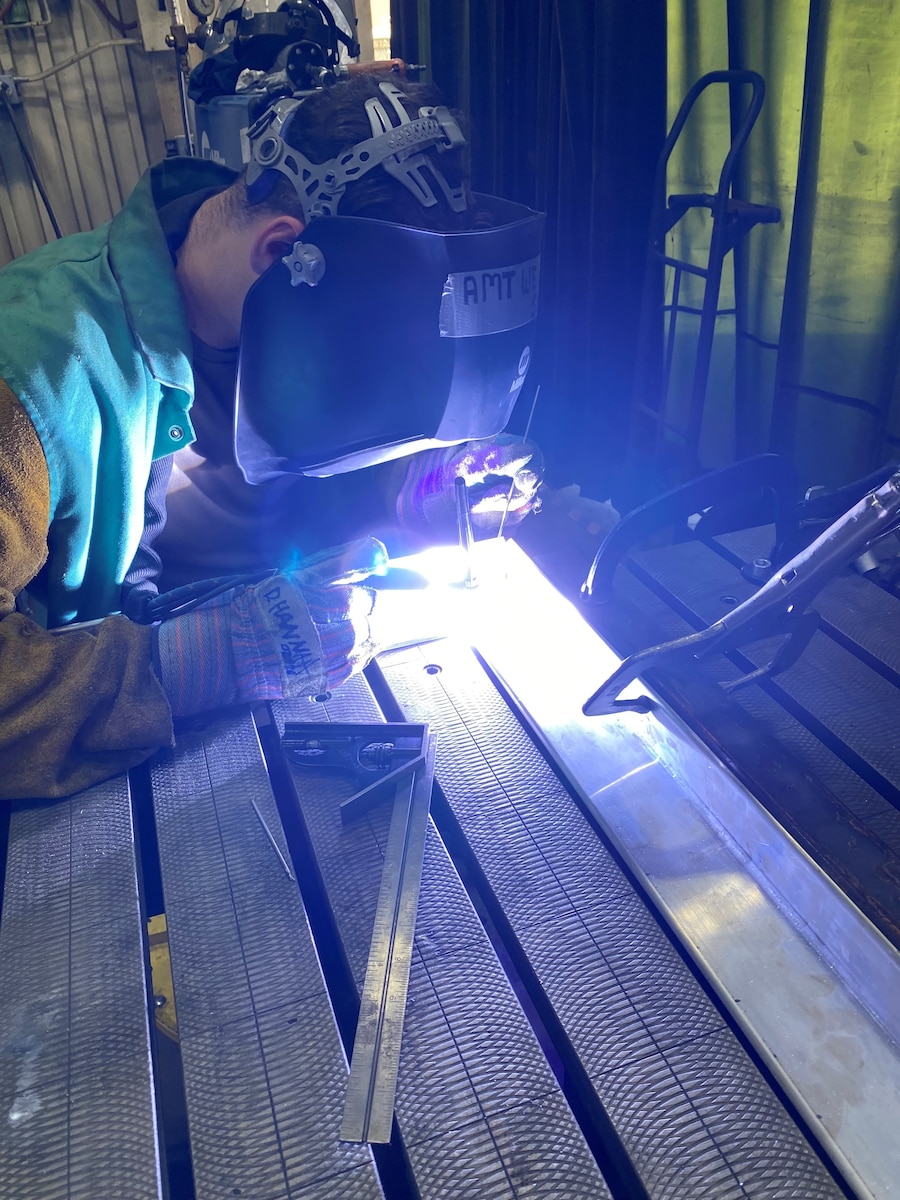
238,434,463,483
299,436,461,478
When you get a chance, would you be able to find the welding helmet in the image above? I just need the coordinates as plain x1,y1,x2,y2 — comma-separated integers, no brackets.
234,80,544,481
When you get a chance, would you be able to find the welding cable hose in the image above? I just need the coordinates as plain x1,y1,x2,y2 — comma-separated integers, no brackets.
153,537,384,717
12,38,138,84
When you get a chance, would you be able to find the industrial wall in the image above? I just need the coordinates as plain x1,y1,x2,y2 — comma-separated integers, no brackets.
0,0,184,264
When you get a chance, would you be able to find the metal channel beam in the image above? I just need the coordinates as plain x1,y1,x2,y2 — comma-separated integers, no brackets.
341,733,435,1145
275,689,613,1200
0,777,162,1199
381,642,843,1200
401,537,899,1200
150,711,382,1200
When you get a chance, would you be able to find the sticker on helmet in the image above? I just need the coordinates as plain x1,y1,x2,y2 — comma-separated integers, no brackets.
439,257,540,338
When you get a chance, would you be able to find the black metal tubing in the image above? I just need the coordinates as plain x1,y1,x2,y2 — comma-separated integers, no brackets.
629,70,768,479
582,452,796,604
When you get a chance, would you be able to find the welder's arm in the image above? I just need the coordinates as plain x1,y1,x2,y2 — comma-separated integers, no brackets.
0,384,174,800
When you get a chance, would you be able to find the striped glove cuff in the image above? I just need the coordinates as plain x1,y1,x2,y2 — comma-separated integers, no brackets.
153,593,238,718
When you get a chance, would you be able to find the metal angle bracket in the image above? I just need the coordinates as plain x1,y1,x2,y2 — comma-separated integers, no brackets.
280,718,437,1143
281,720,429,823
341,730,436,1144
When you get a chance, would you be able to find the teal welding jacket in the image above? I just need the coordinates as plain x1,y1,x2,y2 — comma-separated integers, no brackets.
0,156,237,625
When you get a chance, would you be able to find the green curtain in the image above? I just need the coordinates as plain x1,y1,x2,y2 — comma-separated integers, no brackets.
669,0,900,489
391,0,667,496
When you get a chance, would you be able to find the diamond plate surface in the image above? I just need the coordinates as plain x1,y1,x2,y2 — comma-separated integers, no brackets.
600,1027,843,1199
0,780,162,1200
185,999,381,1199
380,643,845,1199
288,1163,389,1199
151,712,381,1200
152,718,327,1033
275,690,612,1199
408,1092,611,1200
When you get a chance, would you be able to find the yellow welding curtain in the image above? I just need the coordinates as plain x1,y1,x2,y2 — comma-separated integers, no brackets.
670,0,900,488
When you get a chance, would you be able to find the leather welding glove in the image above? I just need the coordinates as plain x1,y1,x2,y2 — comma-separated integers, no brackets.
154,538,384,718
395,435,544,539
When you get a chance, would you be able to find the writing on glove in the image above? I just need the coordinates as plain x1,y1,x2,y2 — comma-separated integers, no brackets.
154,537,384,717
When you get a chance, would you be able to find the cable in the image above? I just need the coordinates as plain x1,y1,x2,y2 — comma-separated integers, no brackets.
0,83,62,237
87,0,137,35
13,37,137,83
0,37,140,239
139,568,278,624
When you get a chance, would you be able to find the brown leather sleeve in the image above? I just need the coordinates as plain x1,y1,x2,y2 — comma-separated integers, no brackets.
0,382,175,799
0,378,49,613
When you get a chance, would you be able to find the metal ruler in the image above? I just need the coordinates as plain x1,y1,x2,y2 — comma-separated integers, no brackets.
340,731,436,1144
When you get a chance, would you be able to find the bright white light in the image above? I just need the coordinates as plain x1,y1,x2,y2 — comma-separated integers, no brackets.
372,539,514,652
388,544,468,586
388,538,511,589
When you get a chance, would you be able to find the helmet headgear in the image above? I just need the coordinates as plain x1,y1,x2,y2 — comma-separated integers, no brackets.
246,80,467,221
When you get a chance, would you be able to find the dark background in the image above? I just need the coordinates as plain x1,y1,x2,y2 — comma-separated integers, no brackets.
392,0,668,505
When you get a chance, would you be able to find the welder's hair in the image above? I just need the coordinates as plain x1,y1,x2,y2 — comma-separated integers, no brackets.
235,75,474,231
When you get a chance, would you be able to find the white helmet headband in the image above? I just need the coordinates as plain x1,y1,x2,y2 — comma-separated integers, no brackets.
245,80,468,220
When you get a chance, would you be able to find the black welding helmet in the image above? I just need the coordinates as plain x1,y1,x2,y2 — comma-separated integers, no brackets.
234,81,544,481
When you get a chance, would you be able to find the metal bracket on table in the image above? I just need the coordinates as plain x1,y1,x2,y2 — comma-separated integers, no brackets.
584,470,900,716
282,721,429,823
282,720,436,1144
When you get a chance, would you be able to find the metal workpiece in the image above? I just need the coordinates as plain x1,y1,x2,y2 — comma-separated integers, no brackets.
394,540,897,1200
613,529,900,928
341,730,436,1144
0,778,162,1200
380,640,843,1199
150,712,382,1200
273,690,613,1199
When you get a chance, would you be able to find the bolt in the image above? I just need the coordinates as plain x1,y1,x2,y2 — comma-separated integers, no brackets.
741,556,772,585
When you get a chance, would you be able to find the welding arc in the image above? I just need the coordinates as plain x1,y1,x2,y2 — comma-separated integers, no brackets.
498,383,541,541
340,733,436,1143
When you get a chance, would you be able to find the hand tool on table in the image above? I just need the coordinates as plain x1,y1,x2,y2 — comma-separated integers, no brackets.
584,470,900,716
282,721,436,1143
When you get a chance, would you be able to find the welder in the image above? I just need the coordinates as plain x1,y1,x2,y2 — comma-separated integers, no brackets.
153,75,544,589
0,73,543,801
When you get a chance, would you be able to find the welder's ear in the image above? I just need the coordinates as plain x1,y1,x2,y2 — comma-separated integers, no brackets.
249,216,305,276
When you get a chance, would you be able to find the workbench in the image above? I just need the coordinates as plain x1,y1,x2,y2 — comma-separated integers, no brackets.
1,539,897,1200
